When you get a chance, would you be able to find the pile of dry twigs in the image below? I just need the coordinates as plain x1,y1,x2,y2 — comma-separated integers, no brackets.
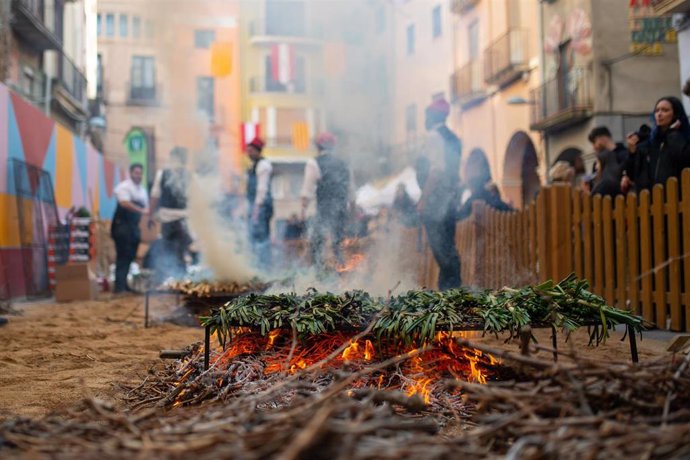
1,339,689,459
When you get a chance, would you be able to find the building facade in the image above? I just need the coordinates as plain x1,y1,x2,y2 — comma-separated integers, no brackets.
532,0,680,172
97,0,242,187
653,0,690,112
391,0,454,164
3,0,90,134
449,0,543,209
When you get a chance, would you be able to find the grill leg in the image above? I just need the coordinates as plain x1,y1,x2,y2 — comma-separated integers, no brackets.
145,290,150,328
551,325,558,362
628,324,639,364
204,325,211,371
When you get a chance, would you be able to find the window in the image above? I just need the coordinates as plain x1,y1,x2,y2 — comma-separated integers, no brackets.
406,24,415,55
468,21,479,60
264,55,306,93
132,16,141,38
432,5,442,38
197,77,215,119
375,5,385,34
194,29,216,49
266,0,305,36
105,13,115,37
119,14,128,37
97,14,101,36
130,56,156,102
405,104,417,132
96,54,103,97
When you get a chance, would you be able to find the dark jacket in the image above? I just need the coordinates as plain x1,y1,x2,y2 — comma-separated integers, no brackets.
456,187,512,220
625,130,690,193
591,143,628,197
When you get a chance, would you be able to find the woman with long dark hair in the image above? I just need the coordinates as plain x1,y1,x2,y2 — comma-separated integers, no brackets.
622,96,690,193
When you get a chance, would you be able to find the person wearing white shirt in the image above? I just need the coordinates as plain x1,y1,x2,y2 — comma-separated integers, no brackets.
111,163,149,293
300,132,350,268
246,138,273,269
148,147,193,279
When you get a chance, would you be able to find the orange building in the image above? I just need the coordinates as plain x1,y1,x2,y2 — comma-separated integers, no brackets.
97,0,241,187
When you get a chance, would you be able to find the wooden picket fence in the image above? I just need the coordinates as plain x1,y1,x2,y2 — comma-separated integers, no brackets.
414,170,690,332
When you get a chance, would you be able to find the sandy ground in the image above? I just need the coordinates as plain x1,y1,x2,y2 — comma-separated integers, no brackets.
0,294,677,420
0,295,199,420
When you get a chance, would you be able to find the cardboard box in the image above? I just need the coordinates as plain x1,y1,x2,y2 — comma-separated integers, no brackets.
54,263,98,303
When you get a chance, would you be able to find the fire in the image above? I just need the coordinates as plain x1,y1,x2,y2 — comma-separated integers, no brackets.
266,330,280,350
336,253,365,273
180,329,501,408
342,339,375,362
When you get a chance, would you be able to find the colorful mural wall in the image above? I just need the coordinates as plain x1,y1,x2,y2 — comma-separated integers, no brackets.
0,82,122,298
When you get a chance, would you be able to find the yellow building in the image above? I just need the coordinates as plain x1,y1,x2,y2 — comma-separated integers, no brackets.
237,0,327,222
449,0,543,209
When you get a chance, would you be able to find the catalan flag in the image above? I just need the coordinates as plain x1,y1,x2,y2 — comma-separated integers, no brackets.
292,121,309,151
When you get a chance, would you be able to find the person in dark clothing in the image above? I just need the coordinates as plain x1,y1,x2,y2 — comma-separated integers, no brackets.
587,126,629,197
284,214,305,241
416,99,462,290
392,183,419,228
301,132,350,269
149,147,192,281
111,163,148,293
622,97,690,194
245,138,273,270
456,181,512,220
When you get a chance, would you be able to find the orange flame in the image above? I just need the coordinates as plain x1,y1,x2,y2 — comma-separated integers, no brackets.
336,253,365,273
266,329,280,350
364,340,374,361
342,340,360,361
289,359,308,373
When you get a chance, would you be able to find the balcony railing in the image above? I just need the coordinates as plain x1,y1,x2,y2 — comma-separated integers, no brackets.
451,60,485,104
56,52,87,110
483,29,528,87
651,0,690,15
248,76,325,96
10,0,62,51
450,0,480,15
249,19,323,42
530,67,593,132
8,66,47,109
128,82,160,106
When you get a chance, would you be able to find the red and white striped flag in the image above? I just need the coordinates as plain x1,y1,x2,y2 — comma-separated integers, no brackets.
240,123,261,151
271,43,295,85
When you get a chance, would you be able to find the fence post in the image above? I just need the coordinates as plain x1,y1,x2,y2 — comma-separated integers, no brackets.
666,178,682,331
548,184,573,282
470,201,487,288
536,188,550,282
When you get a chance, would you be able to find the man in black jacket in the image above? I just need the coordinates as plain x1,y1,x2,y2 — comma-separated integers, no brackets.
416,99,462,290
587,126,628,197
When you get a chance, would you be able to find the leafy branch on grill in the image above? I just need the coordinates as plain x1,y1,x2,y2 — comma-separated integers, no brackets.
200,274,645,348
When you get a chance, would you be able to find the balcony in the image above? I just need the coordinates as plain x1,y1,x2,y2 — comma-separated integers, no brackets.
484,29,529,87
7,66,48,109
127,83,160,106
10,0,62,51
248,19,323,46
530,67,593,132
450,60,486,106
450,0,480,15
249,76,324,96
651,0,690,15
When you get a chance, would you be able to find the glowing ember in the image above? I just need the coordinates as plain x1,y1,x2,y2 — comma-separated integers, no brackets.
173,329,502,408
336,253,366,273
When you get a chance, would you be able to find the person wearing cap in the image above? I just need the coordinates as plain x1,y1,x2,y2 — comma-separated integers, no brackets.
246,137,274,270
148,146,193,281
300,132,351,269
416,98,462,290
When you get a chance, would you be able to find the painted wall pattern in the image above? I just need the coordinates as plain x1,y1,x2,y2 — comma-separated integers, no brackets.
0,82,121,297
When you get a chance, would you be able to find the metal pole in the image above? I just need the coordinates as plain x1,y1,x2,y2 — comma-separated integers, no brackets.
628,325,639,364
144,289,150,328
204,325,211,371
